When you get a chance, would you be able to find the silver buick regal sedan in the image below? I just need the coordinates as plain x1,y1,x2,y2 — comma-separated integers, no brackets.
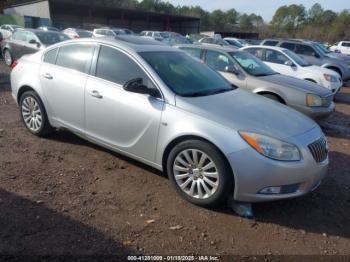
10,36,329,207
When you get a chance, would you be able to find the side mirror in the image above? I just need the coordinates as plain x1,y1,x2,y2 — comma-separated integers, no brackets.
123,78,160,97
225,65,238,74
29,39,41,47
284,60,295,67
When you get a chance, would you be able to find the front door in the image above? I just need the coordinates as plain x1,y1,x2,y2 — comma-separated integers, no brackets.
85,45,163,162
204,49,247,88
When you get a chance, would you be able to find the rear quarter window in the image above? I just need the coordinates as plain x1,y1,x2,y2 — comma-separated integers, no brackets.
55,44,94,73
43,48,58,64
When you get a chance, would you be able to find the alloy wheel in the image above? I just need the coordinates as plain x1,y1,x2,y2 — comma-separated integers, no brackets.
21,96,43,132
173,149,219,199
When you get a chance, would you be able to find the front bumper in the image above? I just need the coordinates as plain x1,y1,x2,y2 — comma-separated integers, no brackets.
292,101,335,119
227,127,328,202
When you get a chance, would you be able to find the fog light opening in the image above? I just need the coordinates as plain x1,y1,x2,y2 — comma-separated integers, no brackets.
259,186,282,195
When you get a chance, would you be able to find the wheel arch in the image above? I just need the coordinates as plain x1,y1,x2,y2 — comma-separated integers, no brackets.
17,85,37,104
255,90,286,104
324,65,343,78
161,135,235,185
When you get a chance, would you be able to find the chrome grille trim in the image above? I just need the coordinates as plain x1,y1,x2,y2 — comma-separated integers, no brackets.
308,137,328,163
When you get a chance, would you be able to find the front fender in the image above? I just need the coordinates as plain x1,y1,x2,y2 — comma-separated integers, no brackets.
155,104,249,170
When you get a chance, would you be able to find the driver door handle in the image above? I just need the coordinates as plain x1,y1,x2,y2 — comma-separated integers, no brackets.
90,90,103,99
43,73,53,80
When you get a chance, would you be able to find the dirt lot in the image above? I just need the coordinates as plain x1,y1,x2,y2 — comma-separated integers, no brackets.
0,60,349,258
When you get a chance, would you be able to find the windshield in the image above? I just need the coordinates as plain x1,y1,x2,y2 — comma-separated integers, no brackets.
36,32,70,45
140,51,234,97
225,39,243,48
230,51,277,77
162,36,192,45
315,43,330,54
283,49,310,67
312,44,326,56
238,39,248,45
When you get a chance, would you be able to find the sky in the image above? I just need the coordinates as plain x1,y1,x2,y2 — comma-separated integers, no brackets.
166,0,348,21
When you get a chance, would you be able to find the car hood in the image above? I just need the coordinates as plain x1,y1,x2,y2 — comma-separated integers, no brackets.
175,88,317,140
326,52,350,63
304,65,339,76
259,74,331,96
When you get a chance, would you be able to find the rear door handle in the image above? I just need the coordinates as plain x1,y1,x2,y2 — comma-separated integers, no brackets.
89,90,103,99
43,73,53,80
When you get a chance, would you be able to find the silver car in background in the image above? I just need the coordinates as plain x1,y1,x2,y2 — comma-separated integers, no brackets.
10,36,328,206
177,44,335,119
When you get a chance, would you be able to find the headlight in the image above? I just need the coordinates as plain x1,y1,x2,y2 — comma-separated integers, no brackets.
239,131,301,161
306,94,322,107
324,74,337,82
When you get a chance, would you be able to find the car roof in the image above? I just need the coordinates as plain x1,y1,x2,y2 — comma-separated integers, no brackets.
51,35,178,53
243,45,289,52
176,43,239,53
16,28,62,34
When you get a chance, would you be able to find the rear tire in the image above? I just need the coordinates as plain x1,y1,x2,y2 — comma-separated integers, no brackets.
19,91,53,137
167,139,234,208
3,49,13,66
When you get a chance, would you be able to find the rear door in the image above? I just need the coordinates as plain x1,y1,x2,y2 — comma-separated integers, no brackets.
8,31,27,60
40,43,95,133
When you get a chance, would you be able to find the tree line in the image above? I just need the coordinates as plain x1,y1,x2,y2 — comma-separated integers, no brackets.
3,0,350,42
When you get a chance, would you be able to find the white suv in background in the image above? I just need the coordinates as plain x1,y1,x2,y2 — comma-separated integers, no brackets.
242,45,342,93
93,28,134,38
329,41,350,55
0,24,23,39
140,31,163,41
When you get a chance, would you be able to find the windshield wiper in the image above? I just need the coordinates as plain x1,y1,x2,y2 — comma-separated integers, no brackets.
183,88,233,97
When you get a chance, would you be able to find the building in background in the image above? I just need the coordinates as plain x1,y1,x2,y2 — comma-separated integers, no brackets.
3,0,201,34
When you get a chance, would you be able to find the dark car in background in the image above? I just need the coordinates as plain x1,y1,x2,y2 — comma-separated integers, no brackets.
1,29,69,66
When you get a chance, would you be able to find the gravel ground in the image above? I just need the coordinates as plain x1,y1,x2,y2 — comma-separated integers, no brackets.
0,60,349,258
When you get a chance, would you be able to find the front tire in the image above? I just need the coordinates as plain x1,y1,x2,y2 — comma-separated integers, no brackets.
19,91,52,137
3,49,13,66
167,140,234,207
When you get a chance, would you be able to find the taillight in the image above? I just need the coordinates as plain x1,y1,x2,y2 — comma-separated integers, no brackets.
10,60,18,70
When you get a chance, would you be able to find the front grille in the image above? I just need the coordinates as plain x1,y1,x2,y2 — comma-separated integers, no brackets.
308,137,328,163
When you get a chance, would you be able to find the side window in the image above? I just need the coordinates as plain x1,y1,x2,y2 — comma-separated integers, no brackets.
265,49,289,65
205,50,233,72
341,42,350,47
245,48,264,60
181,48,202,59
106,30,115,36
43,48,58,64
146,32,152,37
13,31,26,41
280,42,296,51
25,32,37,43
263,41,278,46
96,45,153,87
295,44,317,56
56,44,94,73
